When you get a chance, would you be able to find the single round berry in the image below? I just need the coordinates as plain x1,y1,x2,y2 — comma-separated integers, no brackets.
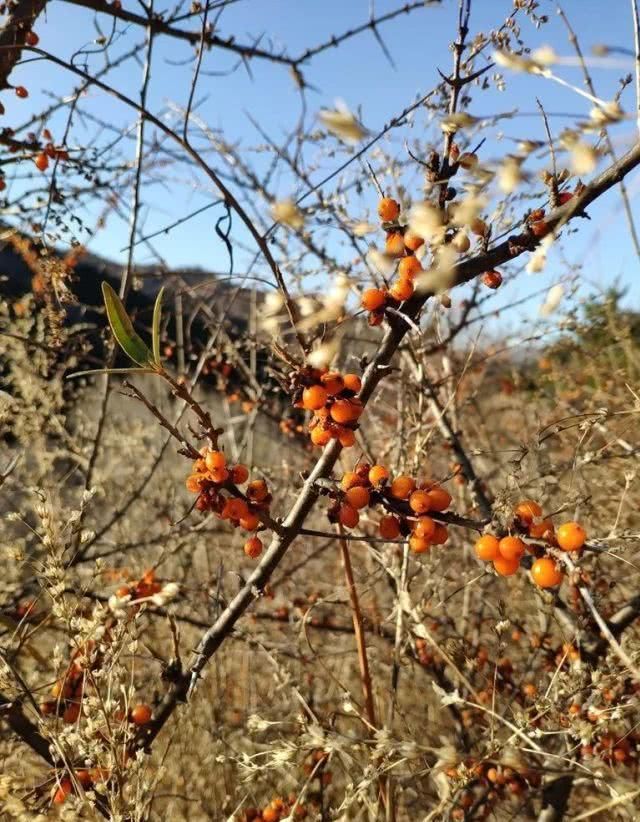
482,270,502,289
53,779,73,804
15,86,29,98
404,230,424,251
431,523,449,545
361,288,387,312
25,31,39,46
427,486,451,512
341,471,362,491
389,278,414,302
330,398,361,424
475,534,500,561
556,522,586,552
530,219,549,238
343,373,362,393
493,555,520,576
321,372,344,395
378,197,400,222
130,703,152,725
209,466,229,484
34,151,49,171
240,512,260,531
368,464,389,486
413,516,435,540
231,464,249,484
338,503,359,528
205,450,226,471
310,426,331,446
247,479,268,502
409,534,431,553
244,536,263,558
531,557,563,588
409,489,431,514
385,232,405,257
498,536,526,561
390,475,416,500
529,519,554,540
398,255,422,279
345,486,370,510
379,515,400,539
515,499,543,524
338,427,356,448
302,385,328,411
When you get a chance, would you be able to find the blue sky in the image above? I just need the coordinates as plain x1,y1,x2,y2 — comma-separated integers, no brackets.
5,0,639,327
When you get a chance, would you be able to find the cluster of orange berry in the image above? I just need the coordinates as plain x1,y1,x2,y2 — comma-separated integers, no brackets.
361,196,425,324
527,188,575,238
475,500,586,586
448,758,540,820
238,795,307,821
293,368,363,448
331,462,451,552
186,448,270,558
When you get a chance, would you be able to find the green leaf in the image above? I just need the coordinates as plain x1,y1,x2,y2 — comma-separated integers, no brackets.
66,367,155,380
102,282,154,366
152,286,165,365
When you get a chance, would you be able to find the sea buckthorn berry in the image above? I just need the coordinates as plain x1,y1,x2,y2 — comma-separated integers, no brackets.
482,270,502,289
341,471,362,491
431,523,449,545
302,385,328,411
404,230,424,251
389,278,414,302
377,197,400,222
529,519,554,540
409,490,432,514
368,464,389,485
130,703,152,725
345,486,370,510
310,426,332,446
338,427,356,448
409,534,431,553
205,450,226,471
361,288,387,312
514,500,543,525
475,534,500,561
342,373,362,393
223,498,249,521
35,151,49,171
458,152,478,170
231,464,249,484
15,86,29,98
330,398,361,424
390,475,416,499
531,557,563,588
413,516,435,540
379,516,400,539
385,232,405,257
247,479,268,502
556,522,586,552
209,466,229,484
63,703,80,723
186,474,206,493
53,779,73,804
398,256,422,280
0,178,5,191
498,536,526,561
558,190,574,205
244,536,263,558
338,503,359,529
530,219,549,238
493,555,520,576
426,486,451,511
25,31,40,46
321,372,344,395
240,512,260,531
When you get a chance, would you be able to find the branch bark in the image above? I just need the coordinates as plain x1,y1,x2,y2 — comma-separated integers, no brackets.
0,0,48,90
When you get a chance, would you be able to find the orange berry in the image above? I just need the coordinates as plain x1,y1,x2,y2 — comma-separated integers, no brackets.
239,512,260,531
530,219,549,238
63,703,80,723
34,151,48,172
498,536,526,561
426,486,451,511
377,197,400,222
330,398,361,424
385,232,405,257
431,523,449,545
558,190,574,205
529,519,554,540
368,464,389,485
523,682,538,698
205,450,226,471
474,534,500,561
398,256,422,279
53,779,72,804
209,466,229,484
379,516,400,539
531,557,563,588
130,703,152,725
409,490,432,514
404,230,424,251
76,769,92,787
482,270,502,289
310,426,332,446
262,808,279,822
247,479,268,502
493,555,520,576
321,372,344,395
223,498,250,521
389,278,414,302
345,486,370,510
15,85,28,98
556,522,586,552
231,464,249,484
338,427,356,448
244,536,263,558
390,475,416,499
25,31,39,46
514,500,543,524
361,288,387,312
342,373,362,393
338,503,359,529
409,534,431,553
341,471,362,491
302,385,328,411
413,516,435,539
186,473,206,493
